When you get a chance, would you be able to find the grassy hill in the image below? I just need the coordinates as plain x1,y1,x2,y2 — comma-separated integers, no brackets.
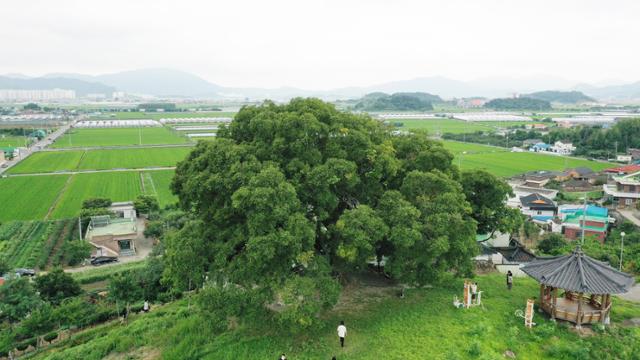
25,273,640,359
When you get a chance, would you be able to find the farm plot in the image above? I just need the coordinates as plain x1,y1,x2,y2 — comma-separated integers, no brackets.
391,119,491,134
50,172,143,219
141,170,177,207
441,141,509,155
0,219,80,269
78,147,191,170
7,150,84,174
0,175,69,221
455,151,612,177
0,135,28,147
51,127,189,148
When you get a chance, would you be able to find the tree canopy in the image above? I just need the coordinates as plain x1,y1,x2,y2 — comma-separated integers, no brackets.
354,92,439,111
484,97,551,110
169,99,513,327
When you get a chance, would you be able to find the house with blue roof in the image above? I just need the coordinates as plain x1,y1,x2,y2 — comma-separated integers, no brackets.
529,142,551,152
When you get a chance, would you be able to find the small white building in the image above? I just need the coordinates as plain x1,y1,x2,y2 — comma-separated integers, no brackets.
617,155,633,163
551,141,576,155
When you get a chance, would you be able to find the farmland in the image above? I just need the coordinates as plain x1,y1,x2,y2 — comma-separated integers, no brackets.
142,170,177,207
441,140,509,155
0,175,69,222
392,119,533,134
8,147,191,174
448,141,613,177
77,147,191,171
0,219,79,270
8,150,85,174
51,127,189,148
50,172,143,219
0,135,28,147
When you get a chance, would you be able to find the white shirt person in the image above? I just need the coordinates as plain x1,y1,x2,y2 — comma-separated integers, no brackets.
337,321,347,348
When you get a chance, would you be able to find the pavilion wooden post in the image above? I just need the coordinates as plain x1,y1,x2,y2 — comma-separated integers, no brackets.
539,284,545,311
551,287,558,320
576,292,584,328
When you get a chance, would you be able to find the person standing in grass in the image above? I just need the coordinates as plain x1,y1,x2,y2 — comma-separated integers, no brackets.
337,321,347,348
506,271,513,290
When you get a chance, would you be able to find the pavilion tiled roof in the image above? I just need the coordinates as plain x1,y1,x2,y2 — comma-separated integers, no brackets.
521,247,634,294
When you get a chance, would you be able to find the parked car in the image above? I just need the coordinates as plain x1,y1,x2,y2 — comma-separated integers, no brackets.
15,268,36,277
90,256,118,266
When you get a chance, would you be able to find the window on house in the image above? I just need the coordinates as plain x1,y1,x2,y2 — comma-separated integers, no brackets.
537,211,542,215
626,198,633,206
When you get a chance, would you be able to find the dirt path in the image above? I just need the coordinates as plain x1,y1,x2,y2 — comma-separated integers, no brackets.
45,175,74,219
7,166,176,177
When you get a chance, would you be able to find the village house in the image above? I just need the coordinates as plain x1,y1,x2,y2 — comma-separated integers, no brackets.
551,141,576,155
529,142,551,152
85,216,138,257
558,205,612,242
605,164,640,175
475,233,536,276
603,170,640,209
519,193,557,221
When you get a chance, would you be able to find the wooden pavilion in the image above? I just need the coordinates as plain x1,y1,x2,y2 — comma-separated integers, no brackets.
521,246,634,328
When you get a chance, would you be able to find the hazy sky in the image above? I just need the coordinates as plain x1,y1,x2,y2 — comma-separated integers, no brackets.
2,0,639,89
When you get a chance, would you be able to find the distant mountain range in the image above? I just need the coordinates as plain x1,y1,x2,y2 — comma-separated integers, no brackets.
2,68,640,102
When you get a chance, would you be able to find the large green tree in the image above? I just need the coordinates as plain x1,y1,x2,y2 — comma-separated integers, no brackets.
169,99,513,326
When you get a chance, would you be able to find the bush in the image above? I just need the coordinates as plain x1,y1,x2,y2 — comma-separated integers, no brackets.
43,331,58,342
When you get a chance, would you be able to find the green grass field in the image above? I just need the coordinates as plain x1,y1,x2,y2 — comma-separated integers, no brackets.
442,141,509,155
51,127,189,148
8,147,191,174
394,119,535,134
0,175,69,222
142,170,177,207
8,151,85,174
442,141,613,177
0,135,29,147
50,172,143,219
77,147,191,171
27,273,640,359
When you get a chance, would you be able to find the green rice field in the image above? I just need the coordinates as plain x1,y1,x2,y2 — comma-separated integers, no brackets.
8,151,85,173
77,147,191,171
0,135,29,147
51,127,189,148
0,175,69,222
8,147,191,174
393,119,532,134
50,172,143,219
445,141,613,177
142,170,177,207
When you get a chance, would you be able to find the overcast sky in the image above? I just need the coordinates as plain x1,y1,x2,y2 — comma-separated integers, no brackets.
1,0,638,89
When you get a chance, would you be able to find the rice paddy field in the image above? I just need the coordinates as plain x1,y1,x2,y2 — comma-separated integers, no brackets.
445,141,613,177
141,170,178,207
51,127,189,148
8,147,191,174
0,175,69,222
0,135,28,147
50,172,143,219
393,119,532,134
77,147,191,171
8,151,85,173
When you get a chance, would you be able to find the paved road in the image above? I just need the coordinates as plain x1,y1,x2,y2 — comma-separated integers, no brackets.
0,118,77,175
6,166,176,177
619,210,640,227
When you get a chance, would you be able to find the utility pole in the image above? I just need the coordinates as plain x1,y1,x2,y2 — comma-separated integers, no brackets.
620,232,626,271
580,195,587,245
78,217,83,240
